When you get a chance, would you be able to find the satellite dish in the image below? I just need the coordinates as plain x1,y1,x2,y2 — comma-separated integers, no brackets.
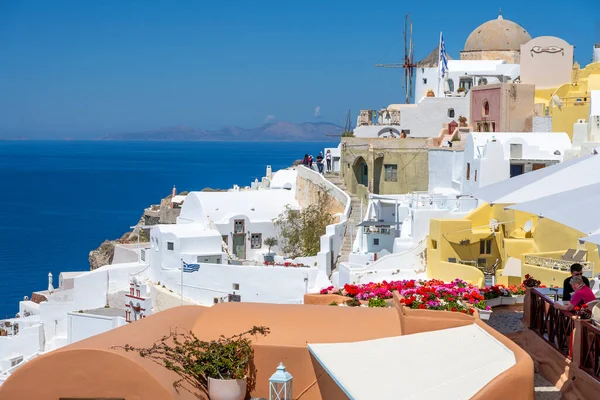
523,220,533,233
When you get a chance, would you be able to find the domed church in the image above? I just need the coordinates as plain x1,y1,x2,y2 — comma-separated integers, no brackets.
460,11,531,64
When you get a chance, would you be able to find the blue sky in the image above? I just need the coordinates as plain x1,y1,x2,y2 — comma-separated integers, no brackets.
0,0,598,138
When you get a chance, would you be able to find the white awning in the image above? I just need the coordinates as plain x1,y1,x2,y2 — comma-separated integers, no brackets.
506,183,600,235
308,324,516,400
473,155,600,205
501,257,522,277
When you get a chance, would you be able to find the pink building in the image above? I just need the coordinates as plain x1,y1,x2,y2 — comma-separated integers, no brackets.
470,83,535,132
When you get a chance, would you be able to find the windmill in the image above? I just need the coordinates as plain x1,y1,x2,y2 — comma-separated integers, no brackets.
375,13,416,104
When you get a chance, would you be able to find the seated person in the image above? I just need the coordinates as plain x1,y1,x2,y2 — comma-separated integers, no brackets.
562,263,590,302
555,275,596,311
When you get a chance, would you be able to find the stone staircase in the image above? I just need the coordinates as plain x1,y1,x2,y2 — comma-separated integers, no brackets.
325,174,363,271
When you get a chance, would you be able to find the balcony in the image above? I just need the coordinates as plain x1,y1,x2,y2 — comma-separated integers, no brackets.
523,254,594,275
358,109,400,126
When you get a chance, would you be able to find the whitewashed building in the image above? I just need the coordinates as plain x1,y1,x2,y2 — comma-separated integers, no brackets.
462,132,572,195
177,190,299,261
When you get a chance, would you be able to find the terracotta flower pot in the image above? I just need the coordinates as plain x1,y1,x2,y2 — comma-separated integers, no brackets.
208,377,247,400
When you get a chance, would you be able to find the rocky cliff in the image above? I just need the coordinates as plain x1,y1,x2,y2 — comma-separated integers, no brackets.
88,194,178,270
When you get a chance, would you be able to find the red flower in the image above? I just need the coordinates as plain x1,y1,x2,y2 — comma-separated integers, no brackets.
451,307,458,312
418,304,427,309
582,304,589,309
574,306,581,311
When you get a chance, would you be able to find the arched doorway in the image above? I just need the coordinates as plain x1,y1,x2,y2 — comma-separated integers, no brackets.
353,157,368,188
377,128,400,138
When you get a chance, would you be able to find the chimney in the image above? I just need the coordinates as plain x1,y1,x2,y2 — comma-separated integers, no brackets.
594,43,600,63
171,185,176,208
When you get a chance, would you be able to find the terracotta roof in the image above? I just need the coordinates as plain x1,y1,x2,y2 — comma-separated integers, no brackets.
417,46,454,68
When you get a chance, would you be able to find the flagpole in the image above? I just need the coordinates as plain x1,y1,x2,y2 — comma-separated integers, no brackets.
180,259,183,306
437,31,442,97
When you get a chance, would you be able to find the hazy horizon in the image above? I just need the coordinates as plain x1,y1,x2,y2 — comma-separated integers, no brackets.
1,0,598,138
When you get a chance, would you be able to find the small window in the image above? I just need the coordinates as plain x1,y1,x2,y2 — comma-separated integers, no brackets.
167,242,174,251
474,170,477,182
384,164,398,182
234,220,245,233
466,163,471,180
374,238,379,246
232,283,240,291
251,233,262,249
431,240,438,249
448,108,455,118
213,297,219,304
480,239,492,255
423,78,427,84
532,163,545,171
483,100,490,116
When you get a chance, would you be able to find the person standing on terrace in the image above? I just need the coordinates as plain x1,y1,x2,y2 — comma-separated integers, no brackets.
555,275,596,311
562,263,590,302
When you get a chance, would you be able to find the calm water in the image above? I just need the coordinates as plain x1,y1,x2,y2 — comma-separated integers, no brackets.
0,140,336,316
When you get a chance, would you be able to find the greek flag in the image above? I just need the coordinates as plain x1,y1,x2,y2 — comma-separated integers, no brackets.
182,261,200,273
439,32,448,78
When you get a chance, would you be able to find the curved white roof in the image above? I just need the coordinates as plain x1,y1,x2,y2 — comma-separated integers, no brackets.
308,324,516,400
179,190,299,224
270,168,297,190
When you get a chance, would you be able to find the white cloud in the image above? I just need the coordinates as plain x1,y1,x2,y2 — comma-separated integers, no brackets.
314,106,321,118
265,115,276,122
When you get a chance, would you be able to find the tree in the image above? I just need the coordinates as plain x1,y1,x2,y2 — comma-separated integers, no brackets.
274,188,335,258
264,237,278,254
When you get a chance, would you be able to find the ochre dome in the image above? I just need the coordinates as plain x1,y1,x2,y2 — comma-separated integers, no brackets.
463,15,531,52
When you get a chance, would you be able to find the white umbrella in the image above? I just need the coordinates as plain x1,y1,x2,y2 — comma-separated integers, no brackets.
506,182,600,235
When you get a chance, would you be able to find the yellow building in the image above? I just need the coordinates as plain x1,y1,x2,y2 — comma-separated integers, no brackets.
535,61,600,139
427,202,600,288
426,155,600,288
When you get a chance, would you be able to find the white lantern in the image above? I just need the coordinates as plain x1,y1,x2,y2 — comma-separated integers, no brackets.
269,362,293,400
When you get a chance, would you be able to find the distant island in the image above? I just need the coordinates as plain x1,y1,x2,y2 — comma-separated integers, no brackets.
98,121,343,142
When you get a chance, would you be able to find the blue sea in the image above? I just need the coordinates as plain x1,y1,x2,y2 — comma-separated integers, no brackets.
0,141,336,316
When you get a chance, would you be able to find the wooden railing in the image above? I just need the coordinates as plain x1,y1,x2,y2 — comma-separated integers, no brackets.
580,320,600,382
529,288,575,358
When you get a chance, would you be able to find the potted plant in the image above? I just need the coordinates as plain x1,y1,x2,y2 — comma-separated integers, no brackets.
472,300,492,320
508,284,526,303
457,87,466,94
115,325,270,400
426,89,435,97
482,285,503,308
458,115,467,127
263,237,277,263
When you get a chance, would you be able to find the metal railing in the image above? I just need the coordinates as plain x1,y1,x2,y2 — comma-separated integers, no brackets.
580,320,600,382
529,288,575,358
524,255,594,273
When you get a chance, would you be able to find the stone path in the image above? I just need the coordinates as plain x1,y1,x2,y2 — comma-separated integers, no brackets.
324,174,362,269
483,306,561,399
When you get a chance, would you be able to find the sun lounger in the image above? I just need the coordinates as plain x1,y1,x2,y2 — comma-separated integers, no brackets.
561,249,576,261
572,250,587,262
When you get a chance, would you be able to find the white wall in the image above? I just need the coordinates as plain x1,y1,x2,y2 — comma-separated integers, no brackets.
428,150,464,192
158,262,321,305
0,324,43,372
397,96,470,138
415,61,520,100
67,312,126,344
339,239,428,285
